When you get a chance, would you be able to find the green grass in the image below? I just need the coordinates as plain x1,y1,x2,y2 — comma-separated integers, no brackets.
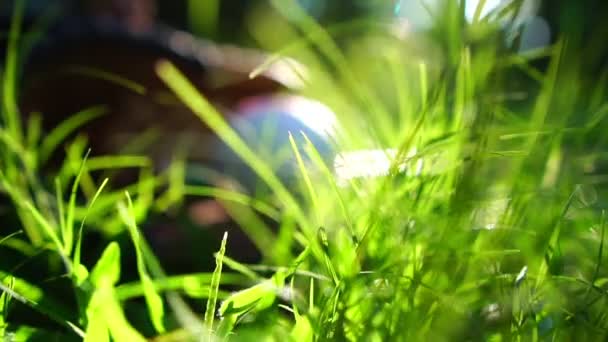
1,0,608,341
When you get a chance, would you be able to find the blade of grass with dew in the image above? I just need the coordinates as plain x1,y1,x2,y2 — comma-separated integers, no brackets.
205,231,227,337
39,106,107,163
118,191,165,334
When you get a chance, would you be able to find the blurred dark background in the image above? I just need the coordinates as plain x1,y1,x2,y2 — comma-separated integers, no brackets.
0,0,365,44
0,0,605,74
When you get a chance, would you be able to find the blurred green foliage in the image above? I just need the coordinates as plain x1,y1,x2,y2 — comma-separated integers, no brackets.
0,0,607,340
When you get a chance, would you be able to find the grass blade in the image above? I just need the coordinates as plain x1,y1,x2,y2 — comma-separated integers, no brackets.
205,231,228,337
65,149,91,256
0,231,23,247
0,172,67,266
39,106,107,163
288,132,319,224
118,192,166,334
115,273,248,301
156,60,326,261
84,155,151,171
87,243,146,342
2,0,25,143
184,185,280,220
62,65,146,95
73,178,109,282
0,276,13,337
0,272,84,338
89,242,121,287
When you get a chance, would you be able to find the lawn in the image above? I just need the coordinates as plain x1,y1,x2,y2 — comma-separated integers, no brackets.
1,0,608,341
